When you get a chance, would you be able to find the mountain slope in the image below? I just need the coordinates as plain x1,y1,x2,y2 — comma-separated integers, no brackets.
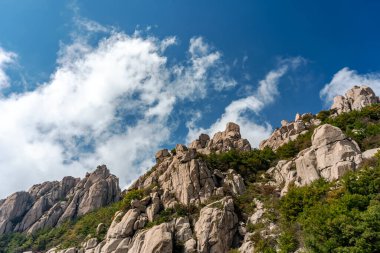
0,85,379,253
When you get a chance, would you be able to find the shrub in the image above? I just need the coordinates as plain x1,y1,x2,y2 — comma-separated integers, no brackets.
203,148,277,183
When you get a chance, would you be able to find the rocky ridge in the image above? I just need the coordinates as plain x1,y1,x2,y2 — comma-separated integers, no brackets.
0,165,120,235
1,85,379,253
260,85,379,151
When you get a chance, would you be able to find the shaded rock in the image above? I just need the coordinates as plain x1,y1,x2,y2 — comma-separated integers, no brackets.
155,149,170,163
0,192,33,234
223,169,246,195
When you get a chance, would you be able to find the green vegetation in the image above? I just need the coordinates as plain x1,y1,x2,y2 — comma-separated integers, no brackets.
203,147,277,183
278,155,380,253
324,104,380,150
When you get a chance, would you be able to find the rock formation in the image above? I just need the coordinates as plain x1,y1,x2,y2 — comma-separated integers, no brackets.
259,113,321,150
267,124,363,195
331,85,379,115
0,165,120,235
1,85,380,253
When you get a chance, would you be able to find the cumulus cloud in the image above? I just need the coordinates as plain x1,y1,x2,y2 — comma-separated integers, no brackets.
0,26,234,198
320,67,380,106
0,48,16,89
187,57,305,148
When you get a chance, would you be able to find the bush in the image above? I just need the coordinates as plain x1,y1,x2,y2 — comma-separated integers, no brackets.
278,160,380,252
203,148,277,183
280,179,330,221
324,104,380,150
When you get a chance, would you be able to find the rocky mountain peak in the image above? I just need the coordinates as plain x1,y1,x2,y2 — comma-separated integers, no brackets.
0,165,120,235
260,85,379,151
190,122,251,153
331,85,379,114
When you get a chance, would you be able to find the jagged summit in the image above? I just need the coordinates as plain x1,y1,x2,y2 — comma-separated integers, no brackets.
260,85,379,151
331,85,379,115
0,165,120,235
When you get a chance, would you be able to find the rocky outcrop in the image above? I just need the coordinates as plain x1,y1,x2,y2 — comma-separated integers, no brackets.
331,85,379,115
267,124,363,195
0,165,120,235
259,113,321,150
190,122,251,153
0,192,34,234
195,197,238,253
130,123,249,207
296,124,362,184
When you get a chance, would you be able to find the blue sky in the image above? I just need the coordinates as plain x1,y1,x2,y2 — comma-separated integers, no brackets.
0,0,380,197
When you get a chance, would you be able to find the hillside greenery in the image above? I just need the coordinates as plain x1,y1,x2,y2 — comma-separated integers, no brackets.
278,154,380,252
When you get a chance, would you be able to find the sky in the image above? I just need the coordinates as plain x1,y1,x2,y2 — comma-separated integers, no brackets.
0,0,380,198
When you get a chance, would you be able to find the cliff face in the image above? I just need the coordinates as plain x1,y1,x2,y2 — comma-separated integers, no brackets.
0,165,120,235
1,85,379,253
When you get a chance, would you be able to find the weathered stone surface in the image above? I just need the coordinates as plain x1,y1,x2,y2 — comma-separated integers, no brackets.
175,217,193,243
0,166,120,235
106,209,140,239
259,119,309,150
331,85,379,115
362,147,380,159
296,124,362,185
266,160,297,196
155,149,170,163
194,197,238,253
0,192,33,234
146,192,160,222
128,223,173,253
223,169,246,195
86,238,98,249
207,122,251,152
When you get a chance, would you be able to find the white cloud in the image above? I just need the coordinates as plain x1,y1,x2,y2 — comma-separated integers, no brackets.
0,27,234,198
0,48,16,89
320,67,380,106
186,57,304,148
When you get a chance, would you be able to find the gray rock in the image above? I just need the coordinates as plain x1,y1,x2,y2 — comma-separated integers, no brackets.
194,197,238,253
331,85,379,115
128,223,173,253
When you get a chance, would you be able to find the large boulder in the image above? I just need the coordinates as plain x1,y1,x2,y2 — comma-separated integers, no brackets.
128,223,173,253
194,197,238,253
296,124,362,185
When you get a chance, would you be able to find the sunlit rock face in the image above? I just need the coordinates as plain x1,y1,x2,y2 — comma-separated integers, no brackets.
0,165,120,235
331,85,379,115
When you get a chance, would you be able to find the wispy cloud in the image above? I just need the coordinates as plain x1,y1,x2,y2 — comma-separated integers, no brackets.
0,48,16,89
320,67,380,106
186,57,305,148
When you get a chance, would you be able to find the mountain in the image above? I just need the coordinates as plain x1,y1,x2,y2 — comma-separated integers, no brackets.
0,85,379,253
